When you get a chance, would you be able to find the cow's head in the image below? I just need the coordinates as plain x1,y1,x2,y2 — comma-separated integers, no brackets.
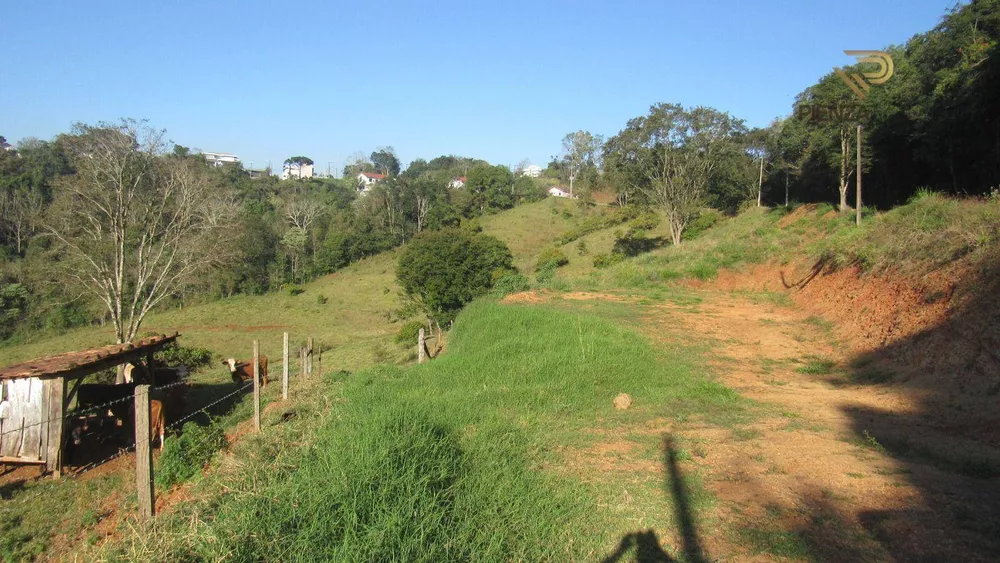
71,425,85,445
224,358,238,373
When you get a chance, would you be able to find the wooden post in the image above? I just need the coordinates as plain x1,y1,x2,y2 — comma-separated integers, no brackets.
317,347,322,379
418,328,426,363
307,337,314,376
300,347,306,378
134,384,154,520
44,378,65,478
282,332,289,401
253,340,261,432
856,124,862,226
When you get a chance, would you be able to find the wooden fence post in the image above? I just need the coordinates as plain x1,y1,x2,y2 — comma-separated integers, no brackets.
300,347,306,378
308,337,315,375
253,340,261,431
282,332,289,401
134,384,154,520
418,328,426,364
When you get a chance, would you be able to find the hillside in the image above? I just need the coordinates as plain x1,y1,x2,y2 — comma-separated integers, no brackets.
3,194,1000,561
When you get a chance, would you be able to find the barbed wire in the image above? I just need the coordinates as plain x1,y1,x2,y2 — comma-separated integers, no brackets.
1,377,189,439
5,353,298,479
166,381,253,430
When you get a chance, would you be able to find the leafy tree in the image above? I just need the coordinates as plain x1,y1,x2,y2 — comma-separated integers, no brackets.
371,147,401,177
284,156,314,179
605,103,745,243
465,164,514,215
396,228,514,324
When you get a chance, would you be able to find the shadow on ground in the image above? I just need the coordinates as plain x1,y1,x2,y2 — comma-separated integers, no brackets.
827,250,1000,559
602,435,705,563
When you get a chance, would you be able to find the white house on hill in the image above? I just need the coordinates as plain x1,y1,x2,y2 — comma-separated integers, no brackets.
448,176,467,189
202,152,240,167
520,164,542,178
282,162,314,180
357,171,387,193
548,186,576,199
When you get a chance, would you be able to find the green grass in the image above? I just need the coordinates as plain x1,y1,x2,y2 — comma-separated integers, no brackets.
0,250,411,370
95,299,749,561
738,525,811,559
795,356,837,375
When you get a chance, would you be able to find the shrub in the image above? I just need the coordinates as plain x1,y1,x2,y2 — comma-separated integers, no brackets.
156,421,227,489
612,230,661,257
535,247,569,272
684,209,723,241
491,273,531,297
286,284,305,296
629,211,661,231
395,320,426,344
576,239,589,256
157,343,212,369
397,228,515,324
316,294,328,305
536,264,557,284
555,206,641,245
593,253,625,269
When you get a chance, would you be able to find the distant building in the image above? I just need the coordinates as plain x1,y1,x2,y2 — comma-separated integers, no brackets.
202,152,240,167
282,162,315,180
520,164,542,178
448,176,467,189
548,186,576,199
0,139,14,152
246,168,268,179
357,171,386,193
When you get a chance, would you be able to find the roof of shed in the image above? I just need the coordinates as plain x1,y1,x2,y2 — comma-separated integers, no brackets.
0,334,180,381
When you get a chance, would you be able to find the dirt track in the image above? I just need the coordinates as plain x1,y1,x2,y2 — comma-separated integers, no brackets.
505,289,1000,561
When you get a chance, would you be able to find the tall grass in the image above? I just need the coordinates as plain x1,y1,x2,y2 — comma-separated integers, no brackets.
100,300,747,561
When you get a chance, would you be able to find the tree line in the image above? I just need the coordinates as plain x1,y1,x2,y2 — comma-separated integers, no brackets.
0,121,547,344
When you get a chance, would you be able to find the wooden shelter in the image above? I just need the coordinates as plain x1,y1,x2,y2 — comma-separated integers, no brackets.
0,333,178,476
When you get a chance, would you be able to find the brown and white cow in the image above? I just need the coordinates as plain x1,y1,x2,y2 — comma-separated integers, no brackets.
223,355,269,387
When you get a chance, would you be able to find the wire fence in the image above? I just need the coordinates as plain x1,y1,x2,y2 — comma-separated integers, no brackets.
0,333,322,526
0,378,190,440
68,380,256,476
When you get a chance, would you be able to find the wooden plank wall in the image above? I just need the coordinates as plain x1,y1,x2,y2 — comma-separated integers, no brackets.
0,377,46,461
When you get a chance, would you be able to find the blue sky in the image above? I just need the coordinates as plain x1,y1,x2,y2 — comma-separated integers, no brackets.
1,0,954,174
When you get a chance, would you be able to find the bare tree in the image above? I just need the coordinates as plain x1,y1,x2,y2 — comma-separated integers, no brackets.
47,119,237,350
561,130,603,197
415,193,430,233
284,195,323,231
638,147,715,245
0,188,44,255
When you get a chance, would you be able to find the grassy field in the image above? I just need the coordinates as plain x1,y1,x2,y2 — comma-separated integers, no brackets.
96,298,749,561
0,250,410,371
4,192,999,561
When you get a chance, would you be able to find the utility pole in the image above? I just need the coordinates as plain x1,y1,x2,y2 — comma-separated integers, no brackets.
856,125,862,226
757,155,765,207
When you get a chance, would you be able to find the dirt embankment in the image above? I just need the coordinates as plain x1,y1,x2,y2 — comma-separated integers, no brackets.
688,248,1000,446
